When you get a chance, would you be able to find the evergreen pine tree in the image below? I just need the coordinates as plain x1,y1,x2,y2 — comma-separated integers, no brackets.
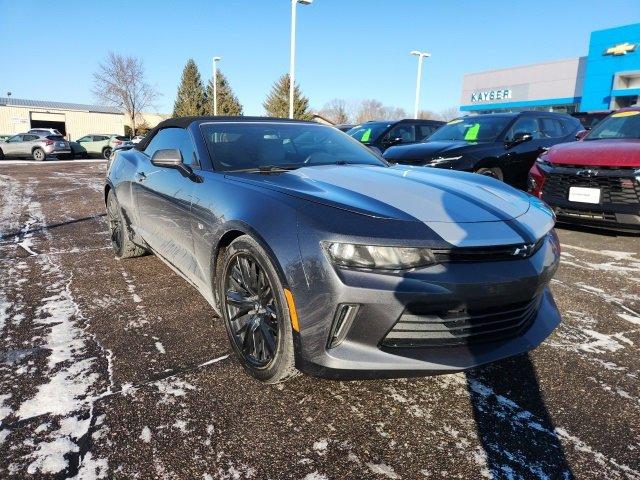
205,70,243,116
262,74,312,119
173,59,207,117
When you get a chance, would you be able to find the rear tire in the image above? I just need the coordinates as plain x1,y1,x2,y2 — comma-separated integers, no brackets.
475,167,503,181
103,147,112,159
218,235,298,384
32,148,45,161
106,190,146,259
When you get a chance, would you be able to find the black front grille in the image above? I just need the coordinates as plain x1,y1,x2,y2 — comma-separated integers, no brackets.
431,236,545,263
555,207,616,221
543,172,640,205
381,296,540,348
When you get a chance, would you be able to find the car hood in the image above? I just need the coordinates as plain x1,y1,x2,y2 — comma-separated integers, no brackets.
383,140,490,164
547,139,640,167
227,164,534,223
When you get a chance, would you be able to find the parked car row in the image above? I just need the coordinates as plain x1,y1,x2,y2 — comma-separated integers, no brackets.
0,130,134,161
529,108,640,232
345,109,638,233
0,132,71,161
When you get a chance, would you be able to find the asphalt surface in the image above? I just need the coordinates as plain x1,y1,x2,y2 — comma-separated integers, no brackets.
0,159,638,480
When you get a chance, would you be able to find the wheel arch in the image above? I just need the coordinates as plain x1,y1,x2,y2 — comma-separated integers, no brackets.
211,222,292,311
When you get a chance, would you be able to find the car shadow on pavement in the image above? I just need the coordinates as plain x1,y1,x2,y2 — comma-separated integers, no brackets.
465,354,574,479
0,213,106,242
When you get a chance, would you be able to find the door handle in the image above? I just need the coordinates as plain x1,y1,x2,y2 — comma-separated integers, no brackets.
135,172,147,182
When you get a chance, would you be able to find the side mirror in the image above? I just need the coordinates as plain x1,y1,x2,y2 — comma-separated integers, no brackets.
151,148,183,168
151,148,202,182
575,129,589,140
507,131,532,147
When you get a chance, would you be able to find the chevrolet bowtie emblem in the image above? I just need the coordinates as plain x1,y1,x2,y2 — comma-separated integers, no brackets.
512,244,534,257
604,42,637,56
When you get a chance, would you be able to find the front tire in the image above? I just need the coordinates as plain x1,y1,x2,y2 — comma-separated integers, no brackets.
32,148,45,161
475,167,504,181
218,235,298,383
0,148,4,160
106,190,146,259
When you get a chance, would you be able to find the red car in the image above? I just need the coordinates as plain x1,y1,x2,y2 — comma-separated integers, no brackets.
529,108,640,232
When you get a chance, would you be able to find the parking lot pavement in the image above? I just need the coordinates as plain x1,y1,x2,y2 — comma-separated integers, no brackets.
0,161,638,480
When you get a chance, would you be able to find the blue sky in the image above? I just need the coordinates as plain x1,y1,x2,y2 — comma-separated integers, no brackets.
1,0,638,116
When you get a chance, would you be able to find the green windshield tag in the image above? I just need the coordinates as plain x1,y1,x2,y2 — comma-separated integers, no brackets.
464,123,480,141
361,128,372,142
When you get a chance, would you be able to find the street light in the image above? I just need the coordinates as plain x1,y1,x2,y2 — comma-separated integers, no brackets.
212,56,222,115
289,0,313,119
410,50,431,119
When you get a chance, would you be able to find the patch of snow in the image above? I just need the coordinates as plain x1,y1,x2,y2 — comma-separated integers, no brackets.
155,341,166,354
139,426,152,443
366,462,399,479
304,472,328,480
313,439,328,453
617,313,640,326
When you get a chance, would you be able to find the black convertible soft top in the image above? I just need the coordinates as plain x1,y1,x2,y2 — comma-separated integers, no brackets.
136,115,315,151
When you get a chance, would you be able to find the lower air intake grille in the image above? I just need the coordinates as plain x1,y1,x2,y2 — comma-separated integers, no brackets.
382,296,540,347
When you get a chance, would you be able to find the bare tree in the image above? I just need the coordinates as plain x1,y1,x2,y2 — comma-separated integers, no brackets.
418,110,440,120
319,98,350,124
438,106,460,121
355,99,386,123
93,52,159,137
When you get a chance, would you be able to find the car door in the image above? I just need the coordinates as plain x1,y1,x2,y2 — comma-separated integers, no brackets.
501,117,545,187
379,123,417,152
2,135,23,157
74,135,93,156
20,135,40,157
134,127,200,279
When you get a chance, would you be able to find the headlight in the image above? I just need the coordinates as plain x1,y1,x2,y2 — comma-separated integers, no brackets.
429,155,462,165
324,242,436,270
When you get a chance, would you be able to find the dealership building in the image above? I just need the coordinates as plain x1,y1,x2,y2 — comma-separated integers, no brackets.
0,97,167,140
460,23,640,114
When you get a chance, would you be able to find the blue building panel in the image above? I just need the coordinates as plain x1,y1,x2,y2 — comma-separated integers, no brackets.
580,23,640,111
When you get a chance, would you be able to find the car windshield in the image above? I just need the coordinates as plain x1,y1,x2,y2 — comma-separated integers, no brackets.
427,116,512,142
585,111,640,140
201,122,388,171
346,122,392,144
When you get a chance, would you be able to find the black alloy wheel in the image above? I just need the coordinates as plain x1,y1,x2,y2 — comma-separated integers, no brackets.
105,190,146,258
107,192,123,252
224,253,279,368
219,235,298,383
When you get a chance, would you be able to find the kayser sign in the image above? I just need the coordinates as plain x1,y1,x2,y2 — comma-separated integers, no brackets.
470,89,512,102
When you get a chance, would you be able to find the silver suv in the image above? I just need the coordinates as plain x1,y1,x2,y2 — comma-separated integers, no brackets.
0,133,71,161
28,128,63,136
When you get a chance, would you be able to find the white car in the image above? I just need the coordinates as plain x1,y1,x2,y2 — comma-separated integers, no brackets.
131,135,146,144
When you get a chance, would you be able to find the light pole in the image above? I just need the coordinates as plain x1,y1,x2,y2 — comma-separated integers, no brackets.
289,0,313,119
212,56,221,115
410,50,431,119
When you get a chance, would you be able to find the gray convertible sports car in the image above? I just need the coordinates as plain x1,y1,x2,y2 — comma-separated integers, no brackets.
105,116,561,383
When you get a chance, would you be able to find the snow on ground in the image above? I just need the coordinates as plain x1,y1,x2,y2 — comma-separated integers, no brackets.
0,176,109,477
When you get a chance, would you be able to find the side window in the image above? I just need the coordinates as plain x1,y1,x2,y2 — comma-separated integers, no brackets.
506,117,541,141
539,118,564,138
96,136,109,141
7,135,23,143
77,136,90,143
386,124,416,144
417,124,438,141
25,135,39,141
144,128,198,166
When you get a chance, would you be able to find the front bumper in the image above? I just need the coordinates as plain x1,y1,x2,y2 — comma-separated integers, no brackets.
533,164,640,232
292,233,560,379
